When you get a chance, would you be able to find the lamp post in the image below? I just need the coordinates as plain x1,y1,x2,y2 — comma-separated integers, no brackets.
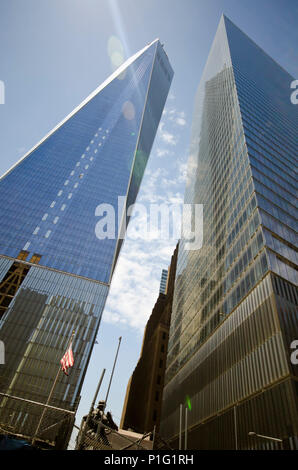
184,407,188,450
179,404,183,450
248,431,283,449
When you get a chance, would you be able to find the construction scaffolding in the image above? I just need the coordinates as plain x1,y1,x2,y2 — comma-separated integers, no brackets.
0,392,75,449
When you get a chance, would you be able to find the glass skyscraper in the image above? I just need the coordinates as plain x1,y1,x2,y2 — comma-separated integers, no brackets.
0,39,173,447
160,16,297,450
160,269,169,294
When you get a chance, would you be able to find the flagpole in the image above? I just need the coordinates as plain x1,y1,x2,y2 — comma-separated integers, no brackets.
103,336,122,413
77,367,106,449
32,329,75,446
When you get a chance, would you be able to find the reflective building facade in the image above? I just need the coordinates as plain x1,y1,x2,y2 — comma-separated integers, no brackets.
0,39,173,447
160,16,298,449
159,269,169,295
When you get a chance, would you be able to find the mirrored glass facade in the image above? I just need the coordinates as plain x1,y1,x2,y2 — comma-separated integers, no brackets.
0,39,173,447
160,16,297,449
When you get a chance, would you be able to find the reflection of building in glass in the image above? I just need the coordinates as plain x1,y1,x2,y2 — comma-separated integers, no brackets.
121,245,178,436
160,16,298,450
0,39,173,448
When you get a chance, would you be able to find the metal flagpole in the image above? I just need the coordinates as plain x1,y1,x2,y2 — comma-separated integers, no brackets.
94,337,121,445
103,336,122,412
152,425,156,450
77,368,106,449
32,329,76,446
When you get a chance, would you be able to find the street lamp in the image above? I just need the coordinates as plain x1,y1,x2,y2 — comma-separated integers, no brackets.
248,432,283,449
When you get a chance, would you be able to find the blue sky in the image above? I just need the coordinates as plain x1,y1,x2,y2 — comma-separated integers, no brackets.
0,0,297,448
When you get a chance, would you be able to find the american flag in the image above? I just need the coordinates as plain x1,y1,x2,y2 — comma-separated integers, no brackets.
60,342,74,375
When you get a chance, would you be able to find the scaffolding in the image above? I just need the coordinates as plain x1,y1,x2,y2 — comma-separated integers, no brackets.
0,392,75,449
0,251,41,319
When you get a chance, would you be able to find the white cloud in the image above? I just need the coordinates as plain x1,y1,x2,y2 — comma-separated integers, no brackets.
167,191,184,205
156,108,187,146
158,121,177,146
161,131,177,145
166,109,187,127
161,177,177,187
99,99,189,334
156,148,172,158
177,160,188,184
175,117,186,126
185,152,198,187
102,237,178,331
138,167,170,204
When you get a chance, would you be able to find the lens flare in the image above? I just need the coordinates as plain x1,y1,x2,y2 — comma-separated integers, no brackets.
186,395,192,411
111,51,124,69
108,35,124,59
108,35,126,78
122,101,135,120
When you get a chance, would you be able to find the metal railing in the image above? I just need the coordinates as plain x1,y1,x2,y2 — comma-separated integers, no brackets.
0,392,75,449
75,418,153,451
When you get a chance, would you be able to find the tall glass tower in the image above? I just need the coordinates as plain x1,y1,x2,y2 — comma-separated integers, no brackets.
0,39,173,447
160,16,297,450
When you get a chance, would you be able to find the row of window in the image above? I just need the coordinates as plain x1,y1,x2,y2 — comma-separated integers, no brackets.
168,209,263,364
227,194,258,249
245,134,296,184
236,70,296,146
168,200,263,361
169,91,250,348
166,251,269,382
241,113,295,168
263,228,298,266
225,229,264,293
250,164,296,205
257,193,297,232
226,210,260,271
238,90,296,158
254,179,296,220
174,139,249,320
